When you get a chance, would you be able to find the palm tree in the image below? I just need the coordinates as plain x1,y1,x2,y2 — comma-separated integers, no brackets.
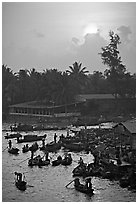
66,62,89,76
66,62,89,94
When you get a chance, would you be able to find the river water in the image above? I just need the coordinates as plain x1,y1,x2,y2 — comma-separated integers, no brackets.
2,122,136,202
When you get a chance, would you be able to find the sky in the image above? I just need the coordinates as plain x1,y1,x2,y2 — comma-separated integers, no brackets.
2,2,136,74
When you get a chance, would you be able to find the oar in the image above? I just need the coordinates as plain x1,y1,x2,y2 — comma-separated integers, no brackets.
15,157,30,166
65,179,75,188
2,147,8,152
27,184,34,188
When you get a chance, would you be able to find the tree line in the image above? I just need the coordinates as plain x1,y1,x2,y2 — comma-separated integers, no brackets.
2,31,136,116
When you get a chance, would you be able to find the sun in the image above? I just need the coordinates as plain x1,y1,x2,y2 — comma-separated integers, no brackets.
83,23,98,36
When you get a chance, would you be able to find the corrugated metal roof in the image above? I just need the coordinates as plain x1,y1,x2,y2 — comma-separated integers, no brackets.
9,101,82,109
121,119,136,134
76,94,115,100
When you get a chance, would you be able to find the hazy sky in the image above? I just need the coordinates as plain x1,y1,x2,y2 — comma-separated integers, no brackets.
2,2,136,74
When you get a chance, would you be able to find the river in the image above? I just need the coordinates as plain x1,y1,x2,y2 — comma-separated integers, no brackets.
2,122,136,202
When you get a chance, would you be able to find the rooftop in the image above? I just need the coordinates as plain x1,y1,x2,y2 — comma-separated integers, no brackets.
76,94,115,101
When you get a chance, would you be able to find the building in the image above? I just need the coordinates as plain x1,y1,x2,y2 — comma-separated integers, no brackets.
113,119,136,150
75,94,116,116
8,100,82,125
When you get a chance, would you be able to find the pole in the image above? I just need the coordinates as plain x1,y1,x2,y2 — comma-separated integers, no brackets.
65,179,75,188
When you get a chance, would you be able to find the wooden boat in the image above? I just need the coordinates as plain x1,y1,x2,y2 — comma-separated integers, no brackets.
43,142,61,152
62,142,85,152
8,147,19,155
119,177,130,188
28,155,50,167
17,134,46,143
52,156,62,166
72,165,87,177
38,159,50,167
11,124,33,132
15,179,27,191
61,154,72,166
29,143,39,152
59,136,80,144
22,145,30,153
75,184,94,195
5,133,22,139
28,155,41,166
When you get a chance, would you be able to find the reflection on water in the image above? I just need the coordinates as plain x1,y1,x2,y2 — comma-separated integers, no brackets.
2,122,136,202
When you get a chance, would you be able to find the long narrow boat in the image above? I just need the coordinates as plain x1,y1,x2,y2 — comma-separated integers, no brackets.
75,184,94,195
62,142,85,152
5,133,22,139
15,179,27,191
17,134,46,143
11,124,33,132
40,142,61,152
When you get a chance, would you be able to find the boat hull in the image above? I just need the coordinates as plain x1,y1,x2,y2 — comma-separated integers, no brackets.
17,135,46,143
75,185,94,195
8,148,19,155
15,181,27,191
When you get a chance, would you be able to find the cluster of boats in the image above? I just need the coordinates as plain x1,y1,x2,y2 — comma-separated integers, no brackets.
10,123,66,132
4,122,136,194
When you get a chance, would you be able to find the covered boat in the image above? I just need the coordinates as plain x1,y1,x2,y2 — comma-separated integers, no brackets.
17,134,46,143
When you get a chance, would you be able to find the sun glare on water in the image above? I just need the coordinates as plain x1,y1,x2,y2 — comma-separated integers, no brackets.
83,23,98,36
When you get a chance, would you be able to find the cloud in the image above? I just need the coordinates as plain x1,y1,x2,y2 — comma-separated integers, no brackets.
72,37,80,45
68,32,108,73
33,29,45,38
117,25,132,43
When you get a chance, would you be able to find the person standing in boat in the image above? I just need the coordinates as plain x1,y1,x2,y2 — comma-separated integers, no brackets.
42,138,45,147
15,172,22,182
74,178,80,187
45,151,49,160
54,133,57,143
31,150,34,159
8,140,12,148
78,157,84,166
10,125,13,132
85,178,92,189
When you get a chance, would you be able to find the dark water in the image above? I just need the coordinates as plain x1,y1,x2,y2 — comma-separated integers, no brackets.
2,123,136,202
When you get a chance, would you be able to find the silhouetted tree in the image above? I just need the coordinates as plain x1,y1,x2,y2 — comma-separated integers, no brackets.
66,62,89,94
99,31,127,97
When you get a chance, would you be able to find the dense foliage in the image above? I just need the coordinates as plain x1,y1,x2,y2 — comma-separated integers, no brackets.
2,32,136,116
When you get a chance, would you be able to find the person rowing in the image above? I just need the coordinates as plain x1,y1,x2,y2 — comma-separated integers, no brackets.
14,172,22,182
8,140,12,149
85,178,92,189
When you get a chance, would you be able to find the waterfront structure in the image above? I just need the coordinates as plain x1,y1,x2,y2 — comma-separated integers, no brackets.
114,119,136,150
8,101,82,125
